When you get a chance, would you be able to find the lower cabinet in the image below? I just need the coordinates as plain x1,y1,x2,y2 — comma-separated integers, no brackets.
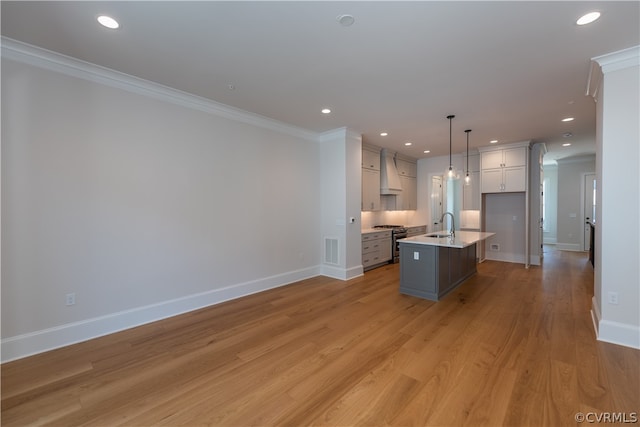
362,230,392,270
399,243,477,301
406,225,427,237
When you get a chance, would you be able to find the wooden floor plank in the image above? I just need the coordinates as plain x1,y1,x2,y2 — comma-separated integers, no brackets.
2,247,639,426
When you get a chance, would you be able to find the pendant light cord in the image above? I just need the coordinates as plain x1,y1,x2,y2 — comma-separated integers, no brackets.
465,129,471,175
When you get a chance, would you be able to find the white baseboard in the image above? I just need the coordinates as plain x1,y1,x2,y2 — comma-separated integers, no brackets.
1,265,322,363
320,264,363,281
591,296,640,349
484,251,525,264
543,237,557,244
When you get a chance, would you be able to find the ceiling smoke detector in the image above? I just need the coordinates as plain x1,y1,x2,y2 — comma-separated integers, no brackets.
563,132,573,138
337,14,355,27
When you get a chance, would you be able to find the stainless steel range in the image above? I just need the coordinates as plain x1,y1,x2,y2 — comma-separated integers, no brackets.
373,225,407,264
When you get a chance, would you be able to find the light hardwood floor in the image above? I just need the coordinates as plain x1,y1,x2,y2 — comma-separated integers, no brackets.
2,248,639,426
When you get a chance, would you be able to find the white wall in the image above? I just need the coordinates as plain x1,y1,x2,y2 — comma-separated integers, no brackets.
483,193,527,263
1,48,324,360
555,156,595,251
592,47,640,349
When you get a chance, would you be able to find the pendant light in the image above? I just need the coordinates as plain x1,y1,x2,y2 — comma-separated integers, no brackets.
445,115,458,180
464,129,472,185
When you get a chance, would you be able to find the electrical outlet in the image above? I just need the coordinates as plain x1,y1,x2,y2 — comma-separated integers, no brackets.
608,292,619,305
66,293,76,306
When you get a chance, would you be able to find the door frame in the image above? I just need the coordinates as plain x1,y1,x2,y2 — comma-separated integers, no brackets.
430,174,444,232
582,172,596,251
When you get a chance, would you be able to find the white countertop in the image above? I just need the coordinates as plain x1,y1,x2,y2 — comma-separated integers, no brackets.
362,228,386,234
362,225,427,234
398,231,495,248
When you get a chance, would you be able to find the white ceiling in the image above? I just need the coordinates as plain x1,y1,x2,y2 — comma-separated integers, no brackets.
2,1,639,163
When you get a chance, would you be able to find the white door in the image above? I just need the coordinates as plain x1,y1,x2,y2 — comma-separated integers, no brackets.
583,174,596,251
538,170,544,259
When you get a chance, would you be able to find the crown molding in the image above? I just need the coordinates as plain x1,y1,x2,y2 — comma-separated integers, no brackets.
587,45,639,100
477,140,531,153
1,37,318,142
316,127,362,143
555,154,596,165
592,45,640,74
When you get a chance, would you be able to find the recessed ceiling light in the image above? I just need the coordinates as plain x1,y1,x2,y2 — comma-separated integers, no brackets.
97,15,119,29
562,117,574,122
380,132,388,136
563,143,572,147
404,142,412,146
321,108,331,114
337,14,355,27
577,11,601,26
490,140,498,144
423,150,431,154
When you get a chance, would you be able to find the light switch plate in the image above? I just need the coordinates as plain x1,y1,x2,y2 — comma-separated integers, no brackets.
413,251,419,260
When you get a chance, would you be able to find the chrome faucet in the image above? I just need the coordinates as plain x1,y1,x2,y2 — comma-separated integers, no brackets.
440,212,455,238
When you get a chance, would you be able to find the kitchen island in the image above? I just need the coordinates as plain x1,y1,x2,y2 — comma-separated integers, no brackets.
398,231,495,301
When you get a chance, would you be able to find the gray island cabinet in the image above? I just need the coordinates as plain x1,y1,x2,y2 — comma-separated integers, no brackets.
398,231,495,301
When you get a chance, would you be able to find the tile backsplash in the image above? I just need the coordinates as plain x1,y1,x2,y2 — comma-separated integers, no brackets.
361,210,425,229
460,210,480,229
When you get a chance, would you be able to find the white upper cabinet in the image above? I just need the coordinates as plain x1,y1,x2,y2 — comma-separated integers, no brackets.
362,167,381,211
480,145,528,193
362,148,380,170
481,150,504,170
362,146,381,211
396,158,417,177
481,147,526,169
503,147,527,168
396,175,418,210
394,157,418,210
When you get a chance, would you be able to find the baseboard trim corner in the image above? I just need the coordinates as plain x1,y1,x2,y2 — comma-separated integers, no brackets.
591,296,640,349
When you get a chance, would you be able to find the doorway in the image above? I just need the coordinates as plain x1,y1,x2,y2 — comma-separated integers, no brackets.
431,176,443,231
583,173,596,251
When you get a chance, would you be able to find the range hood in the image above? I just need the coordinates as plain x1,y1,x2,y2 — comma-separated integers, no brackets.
380,148,403,195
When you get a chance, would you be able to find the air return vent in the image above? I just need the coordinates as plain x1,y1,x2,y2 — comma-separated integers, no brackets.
324,237,339,265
